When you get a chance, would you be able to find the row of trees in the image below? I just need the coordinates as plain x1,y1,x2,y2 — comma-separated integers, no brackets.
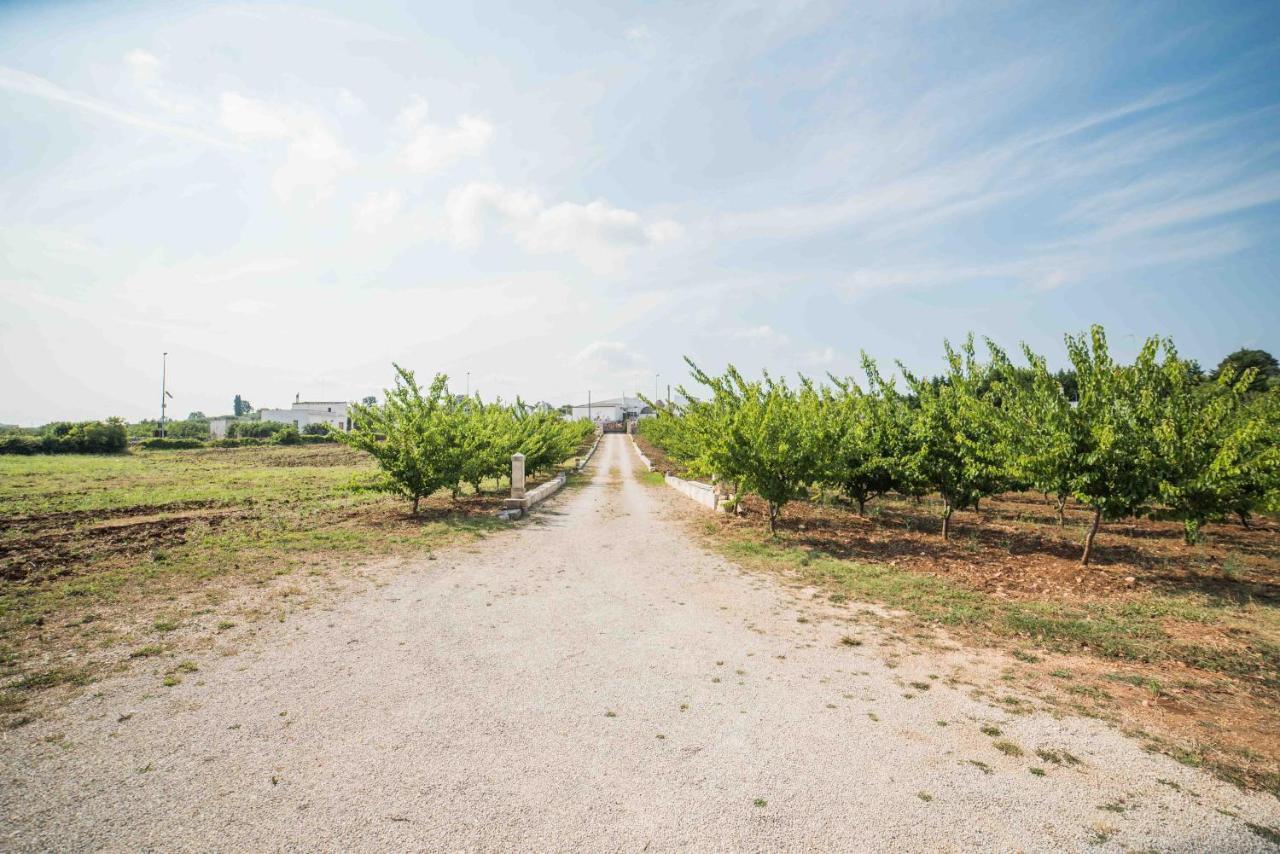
337,365,594,513
639,327,1280,564
0,418,129,455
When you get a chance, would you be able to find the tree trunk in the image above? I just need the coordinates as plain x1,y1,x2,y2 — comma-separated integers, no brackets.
1055,495,1066,527
1081,506,1102,566
857,497,866,516
1237,510,1251,529
767,503,778,535
1183,518,1202,545
412,494,421,515
941,503,953,540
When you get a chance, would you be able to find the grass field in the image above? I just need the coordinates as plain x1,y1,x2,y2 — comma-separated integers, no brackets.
0,444,516,721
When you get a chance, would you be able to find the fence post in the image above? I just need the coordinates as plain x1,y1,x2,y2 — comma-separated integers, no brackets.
510,453,526,500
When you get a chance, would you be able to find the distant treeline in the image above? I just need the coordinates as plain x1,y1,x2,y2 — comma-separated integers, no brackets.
0,418,336,454
0,419,129,455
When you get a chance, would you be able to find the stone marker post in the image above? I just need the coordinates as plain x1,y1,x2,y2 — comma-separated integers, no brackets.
510,453,526,500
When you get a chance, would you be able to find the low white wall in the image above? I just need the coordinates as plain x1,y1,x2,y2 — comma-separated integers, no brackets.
525,473,565,506
663,473,721,511
629,434,722,512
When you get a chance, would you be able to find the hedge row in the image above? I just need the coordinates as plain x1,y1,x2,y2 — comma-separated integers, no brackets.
0,420,128,455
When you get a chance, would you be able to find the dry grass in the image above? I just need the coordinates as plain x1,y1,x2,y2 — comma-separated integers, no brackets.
0,445,507,723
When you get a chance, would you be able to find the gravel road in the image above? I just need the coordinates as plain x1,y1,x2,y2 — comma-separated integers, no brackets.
3,434,1278,852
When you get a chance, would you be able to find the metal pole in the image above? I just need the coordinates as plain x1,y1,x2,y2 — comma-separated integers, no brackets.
587,390,591,422
160,352,168,438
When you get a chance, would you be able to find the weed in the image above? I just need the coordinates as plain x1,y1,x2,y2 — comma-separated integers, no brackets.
1088,824,1117,845
840,635,862,647
152,618,180,633
175,660,198,673
994,740,1024,757
129,645,164,659
1246,823,1280,846
604,710,617,718
161,674,180,687
916,791,933,802
909,681,931,691
753,798,767,808
1036,748,1082,767
966,759,993,775
1030,767,1046,777
980,725,1002,737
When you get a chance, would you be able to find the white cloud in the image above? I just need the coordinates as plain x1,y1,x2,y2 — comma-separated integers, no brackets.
625,25,651,43
217,92,353,201
225,297,273,315
574,340,647,375
199,257,300,284
0,64,240,150
397,96,493,174
444,182,681,266
802,346,837,366
353,190,404,233
732,324,789,345
336,87,364,115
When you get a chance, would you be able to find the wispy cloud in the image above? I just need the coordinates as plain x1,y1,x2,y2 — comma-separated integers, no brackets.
0,65,242,151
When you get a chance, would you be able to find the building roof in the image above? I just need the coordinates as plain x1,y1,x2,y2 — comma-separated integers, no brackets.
571,396,647,408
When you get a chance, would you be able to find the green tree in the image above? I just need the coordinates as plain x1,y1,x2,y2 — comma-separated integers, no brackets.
1062,327,1168,565
233,395,253,417
1001,344,1079,526
1211,348,1278,392
897,336,1007,539
1156,367,1280,541
821,355,904,515
685,362,823,534
336,365,461,514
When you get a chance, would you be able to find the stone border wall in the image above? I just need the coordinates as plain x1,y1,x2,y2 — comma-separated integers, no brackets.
629,434,723,512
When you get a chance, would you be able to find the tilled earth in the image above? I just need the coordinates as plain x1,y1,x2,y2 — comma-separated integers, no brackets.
2,435,1278,852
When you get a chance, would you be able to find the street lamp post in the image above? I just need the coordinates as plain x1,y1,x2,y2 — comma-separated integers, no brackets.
160,352,168,438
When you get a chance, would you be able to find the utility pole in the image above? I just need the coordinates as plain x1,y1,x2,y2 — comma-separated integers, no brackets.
587,390,592,422
466,372,470,397
667,383,671,408
654,372,660,403
159,351,168,438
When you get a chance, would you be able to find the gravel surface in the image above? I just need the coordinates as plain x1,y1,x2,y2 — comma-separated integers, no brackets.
3,435,1278,852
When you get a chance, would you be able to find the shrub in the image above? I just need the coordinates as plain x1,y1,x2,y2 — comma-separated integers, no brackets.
2,419,129,454
0,434,41,455
138,437,206,450
209,437,265,448
271,426,302,446
226,421,284,439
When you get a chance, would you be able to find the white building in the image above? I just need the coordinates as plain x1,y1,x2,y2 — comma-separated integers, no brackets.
566,396,654,423
208,416,235,439
259,400,352,432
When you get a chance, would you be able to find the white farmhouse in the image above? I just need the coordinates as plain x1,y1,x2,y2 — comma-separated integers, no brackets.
566,396,654,424
259,400,352,432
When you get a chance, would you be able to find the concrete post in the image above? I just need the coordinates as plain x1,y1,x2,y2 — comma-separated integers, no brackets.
510,453,526,499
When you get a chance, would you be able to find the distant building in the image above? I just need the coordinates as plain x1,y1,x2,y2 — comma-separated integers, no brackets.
208,416,236,439
259,400,352,432
565,396,654,423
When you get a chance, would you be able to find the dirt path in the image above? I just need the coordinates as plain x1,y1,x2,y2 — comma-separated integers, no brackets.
3,435,1277,852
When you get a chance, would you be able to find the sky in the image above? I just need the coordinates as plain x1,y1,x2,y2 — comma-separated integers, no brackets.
1,0,1279,424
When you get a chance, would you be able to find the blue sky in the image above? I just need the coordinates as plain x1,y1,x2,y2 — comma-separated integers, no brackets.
1,0,1278,422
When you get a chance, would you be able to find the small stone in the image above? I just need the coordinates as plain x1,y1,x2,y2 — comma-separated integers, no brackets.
1124,576,1135,586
